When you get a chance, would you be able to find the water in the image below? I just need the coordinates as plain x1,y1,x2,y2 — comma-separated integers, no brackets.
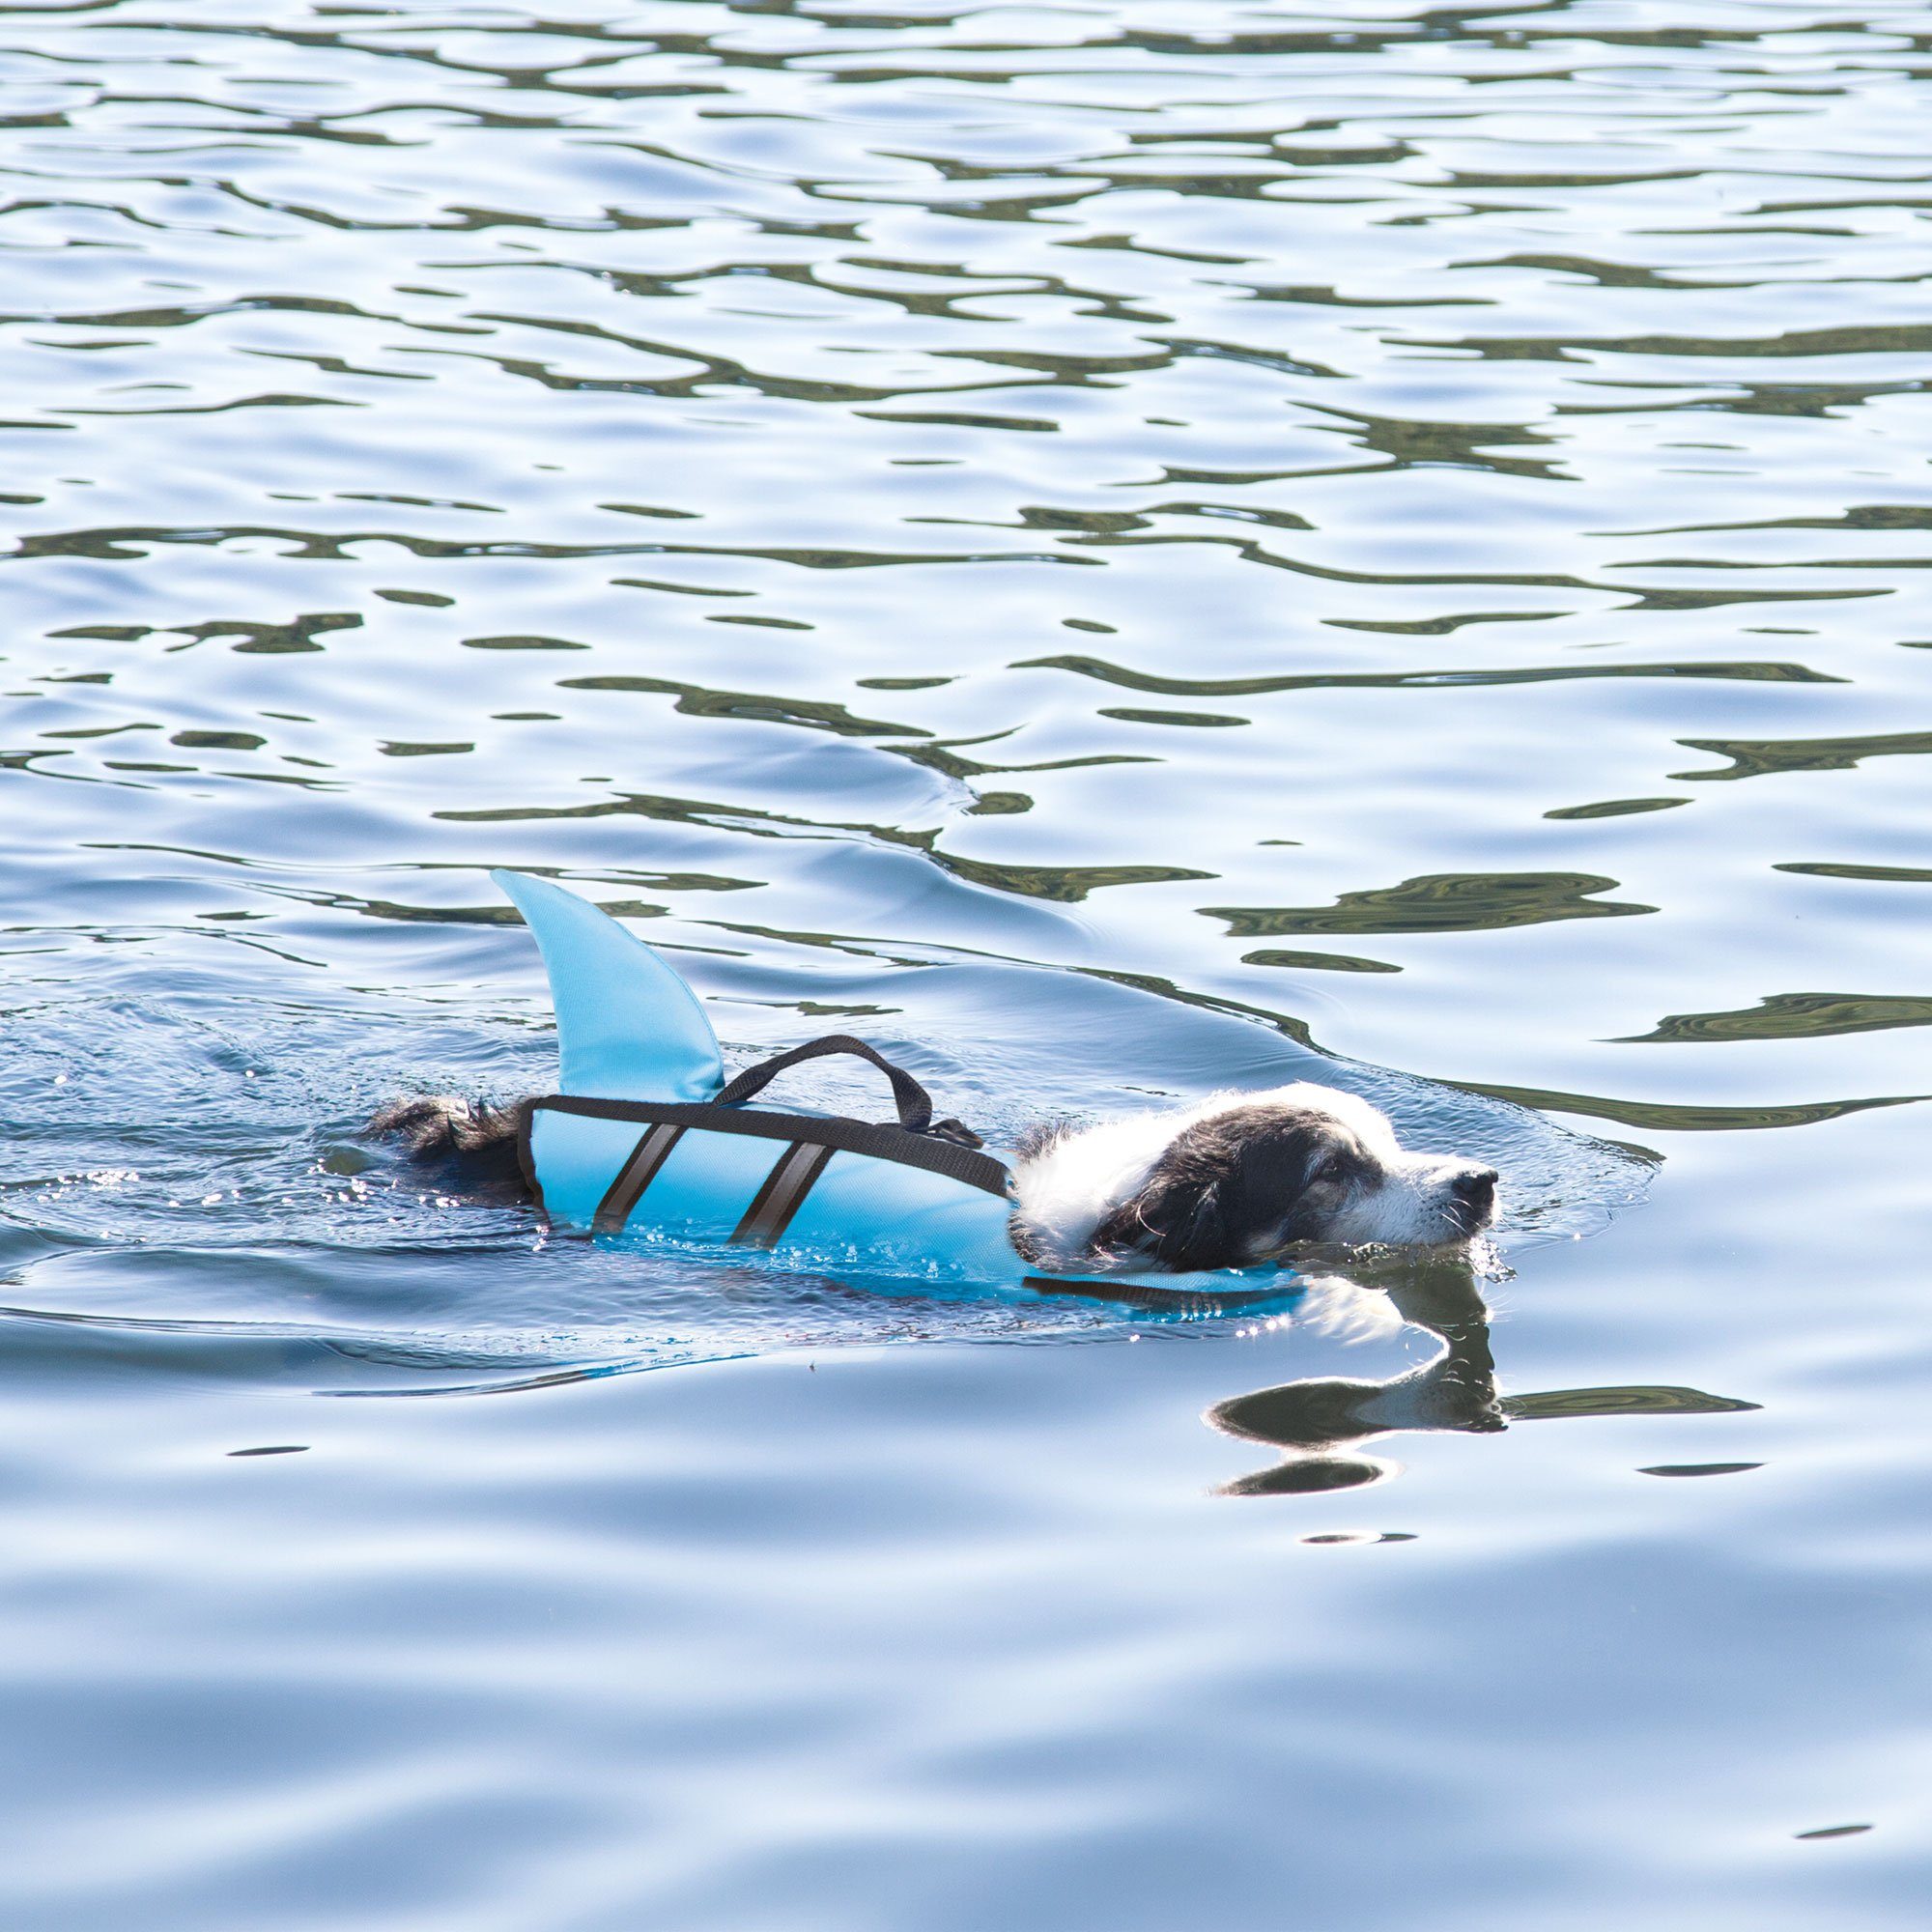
1,0,1929,1921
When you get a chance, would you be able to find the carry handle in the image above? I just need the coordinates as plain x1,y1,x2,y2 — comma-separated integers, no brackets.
715,1035,981,1147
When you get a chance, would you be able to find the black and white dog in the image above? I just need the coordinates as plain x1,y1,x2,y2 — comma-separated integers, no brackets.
376,1080,1498,1273
1009,1083,1496,1272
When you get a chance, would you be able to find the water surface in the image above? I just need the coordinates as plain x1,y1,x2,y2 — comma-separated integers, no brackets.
1,0,1929,1924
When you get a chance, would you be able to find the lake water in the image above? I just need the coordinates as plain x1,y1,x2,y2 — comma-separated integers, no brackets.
2,0,1929,1923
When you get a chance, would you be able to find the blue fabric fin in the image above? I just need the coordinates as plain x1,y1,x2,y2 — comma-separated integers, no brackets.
492,871,724,1102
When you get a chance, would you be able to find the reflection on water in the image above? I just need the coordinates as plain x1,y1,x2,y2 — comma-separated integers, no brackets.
1209,1256,1504,1495
1,0,1929,1923
1207,1252,1760,1496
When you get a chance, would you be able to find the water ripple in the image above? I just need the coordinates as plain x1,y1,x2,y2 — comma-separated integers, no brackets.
3,0,1930,1923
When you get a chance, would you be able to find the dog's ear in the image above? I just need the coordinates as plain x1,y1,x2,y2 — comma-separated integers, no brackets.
1093,1165,1233,1271
1093,1104,1343,1270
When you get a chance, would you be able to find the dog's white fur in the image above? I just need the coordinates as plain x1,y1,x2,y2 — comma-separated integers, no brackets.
1009,1081,1495,1272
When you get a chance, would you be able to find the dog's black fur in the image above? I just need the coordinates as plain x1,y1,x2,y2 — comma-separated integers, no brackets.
366,1094,528,1202
1081,1101,1385,1271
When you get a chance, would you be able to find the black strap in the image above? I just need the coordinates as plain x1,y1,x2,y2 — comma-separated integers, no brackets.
592,1122,684,1235
714,1035,982,1148
732,1142,835,1248
527,1094,1012,1200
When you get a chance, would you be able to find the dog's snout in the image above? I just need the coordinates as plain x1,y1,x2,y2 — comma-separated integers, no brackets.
1452,1166,1498,1206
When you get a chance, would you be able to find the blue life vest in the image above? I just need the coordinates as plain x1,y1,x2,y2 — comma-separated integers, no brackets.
497,870,1296,1312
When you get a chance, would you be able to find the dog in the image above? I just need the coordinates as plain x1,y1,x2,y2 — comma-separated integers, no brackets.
373,1079,1497,1274
1009,1083,1497,1272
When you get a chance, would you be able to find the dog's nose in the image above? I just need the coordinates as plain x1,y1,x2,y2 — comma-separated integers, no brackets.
1452,1166,1498,1205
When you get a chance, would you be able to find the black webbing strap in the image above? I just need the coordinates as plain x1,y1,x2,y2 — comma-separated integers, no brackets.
713,1036,983,1149
732,1142,836,1248
526,1094,1013,1203
592,1122,684,1236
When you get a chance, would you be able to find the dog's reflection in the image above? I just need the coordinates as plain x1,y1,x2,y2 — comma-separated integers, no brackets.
1208,1254,1502,1495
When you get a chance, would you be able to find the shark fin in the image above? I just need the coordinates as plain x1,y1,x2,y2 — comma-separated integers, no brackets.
492,871,724,1102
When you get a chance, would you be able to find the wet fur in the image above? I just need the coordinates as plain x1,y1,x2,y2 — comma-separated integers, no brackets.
1008,1084,1497,1273
372,1081,1497,1273
365,1094,528,1201
1091,1101,1364,1267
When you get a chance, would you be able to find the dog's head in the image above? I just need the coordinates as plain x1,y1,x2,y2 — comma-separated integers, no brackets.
1085,1084,1497,1271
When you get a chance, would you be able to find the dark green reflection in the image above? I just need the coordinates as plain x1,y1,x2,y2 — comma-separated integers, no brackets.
1456,1083,1926,1134
171,730,267,752
51,611,360,653
556,675,928,739
1242,948,1401,975
1019,652,1837,698
1208,872,1653,937
1638,1463,1763,1478
1439,321,1932,361
1546,797,1690,820
1619,992,1932,1044
1675,730,1932,781
1505,1386,1761,1421
1099,707,1249,727
1775,862,1932,884
934,855,1214,903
